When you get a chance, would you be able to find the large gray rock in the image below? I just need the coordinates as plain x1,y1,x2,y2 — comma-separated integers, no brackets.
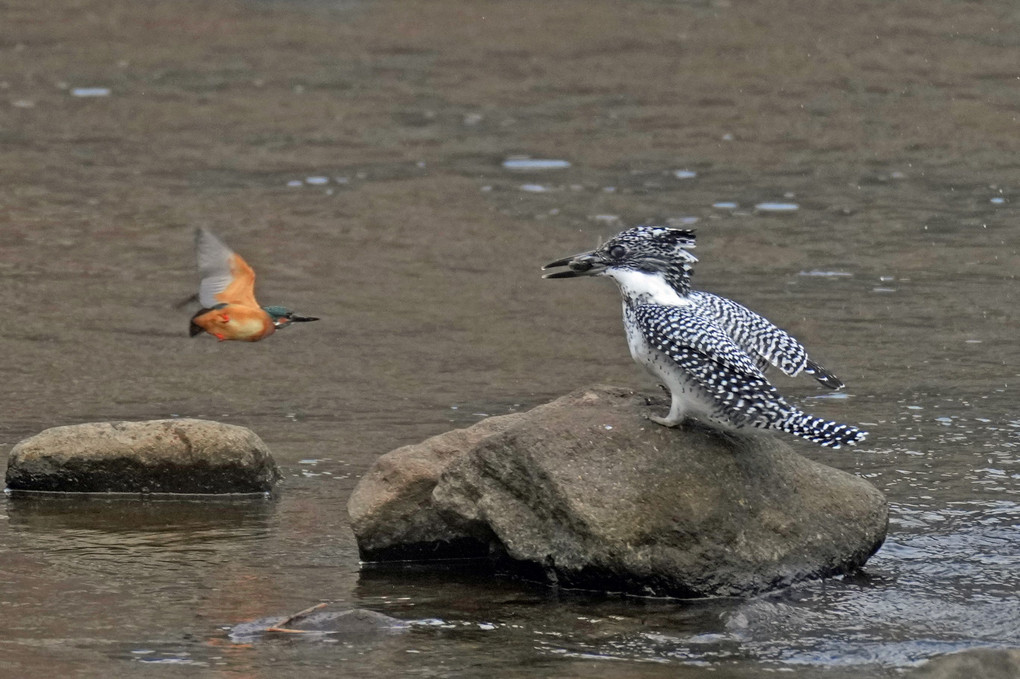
349,385,887,598
5,419,280,494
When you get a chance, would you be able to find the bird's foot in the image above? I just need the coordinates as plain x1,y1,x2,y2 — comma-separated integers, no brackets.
647,414,684,428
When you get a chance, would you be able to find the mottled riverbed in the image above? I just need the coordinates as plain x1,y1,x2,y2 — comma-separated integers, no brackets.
1,1,1018,677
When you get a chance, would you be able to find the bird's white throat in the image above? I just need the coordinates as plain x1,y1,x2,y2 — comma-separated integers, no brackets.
606,268,690,306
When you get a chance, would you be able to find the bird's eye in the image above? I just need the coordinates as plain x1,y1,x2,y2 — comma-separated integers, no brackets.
608,244,627,259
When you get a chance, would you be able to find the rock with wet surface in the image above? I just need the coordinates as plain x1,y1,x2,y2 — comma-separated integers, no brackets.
5,419,281,494
349,385,887,598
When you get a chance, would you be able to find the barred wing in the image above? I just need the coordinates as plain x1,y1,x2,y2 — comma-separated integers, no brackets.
690,291,843,389
632,304,790,427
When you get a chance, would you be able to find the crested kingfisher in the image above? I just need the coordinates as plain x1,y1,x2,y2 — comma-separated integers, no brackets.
189,227,319,342
544,226,866,449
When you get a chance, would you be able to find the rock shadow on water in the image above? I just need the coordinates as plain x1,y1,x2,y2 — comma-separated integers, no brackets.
351,565,786,668
4,493,278,583
4,492,276,534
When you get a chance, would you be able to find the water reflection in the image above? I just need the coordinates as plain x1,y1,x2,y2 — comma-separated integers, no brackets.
69,87,111,98
348,547,1019,669
5,495,275,578
6,494,275,532
502,158,572,171
754,202,800,212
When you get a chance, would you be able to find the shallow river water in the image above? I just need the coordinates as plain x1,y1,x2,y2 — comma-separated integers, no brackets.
1,1,1018,677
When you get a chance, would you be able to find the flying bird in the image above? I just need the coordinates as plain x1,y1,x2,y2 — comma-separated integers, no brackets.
543,226,866,448
188,227,318,342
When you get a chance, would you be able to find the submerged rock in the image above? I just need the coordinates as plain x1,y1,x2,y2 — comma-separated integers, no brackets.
349,385,887,598
906,648,1020,679
5,419,280,494
229,605,409,643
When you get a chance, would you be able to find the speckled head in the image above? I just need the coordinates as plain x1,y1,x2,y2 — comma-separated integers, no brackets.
543,226,698,296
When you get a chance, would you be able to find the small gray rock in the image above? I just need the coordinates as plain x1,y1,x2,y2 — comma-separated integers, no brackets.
350,385,887,598
5,419,281,494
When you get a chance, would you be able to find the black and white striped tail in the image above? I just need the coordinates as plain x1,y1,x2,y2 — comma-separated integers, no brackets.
804,359,845,391
777,411,867,449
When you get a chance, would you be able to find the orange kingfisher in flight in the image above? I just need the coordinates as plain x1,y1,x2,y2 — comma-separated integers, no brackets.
189,228,319,342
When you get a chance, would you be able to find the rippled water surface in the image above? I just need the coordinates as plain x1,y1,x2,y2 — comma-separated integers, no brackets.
2,1,1018,676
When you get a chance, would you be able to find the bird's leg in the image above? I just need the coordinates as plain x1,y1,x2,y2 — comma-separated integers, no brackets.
648,413,684,427
647,388,687,427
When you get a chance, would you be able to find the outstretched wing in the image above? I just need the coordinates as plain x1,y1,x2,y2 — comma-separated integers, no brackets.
689,291,843,390
632,304,791,426
195,228,259,309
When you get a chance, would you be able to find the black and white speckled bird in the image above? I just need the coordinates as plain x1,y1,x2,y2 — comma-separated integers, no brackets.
543,226,866,449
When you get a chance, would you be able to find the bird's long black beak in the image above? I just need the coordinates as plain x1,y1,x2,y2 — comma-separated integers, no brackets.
542,252,603,278
272,312,320,330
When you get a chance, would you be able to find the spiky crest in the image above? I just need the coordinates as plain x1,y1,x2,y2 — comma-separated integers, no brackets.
595,226,698,295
